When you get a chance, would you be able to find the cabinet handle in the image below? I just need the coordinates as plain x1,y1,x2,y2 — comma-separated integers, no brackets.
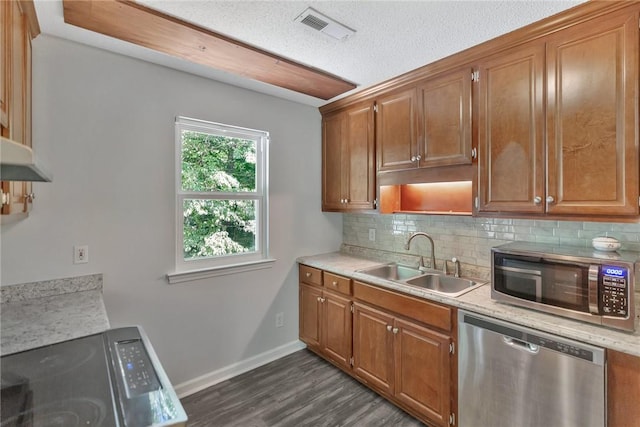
546,196,555,204
416,155,421,161
386,325,393,332
25,193,35,202
471,147,477,159
317,296,321,302
392,327,399,334
533,196,542,205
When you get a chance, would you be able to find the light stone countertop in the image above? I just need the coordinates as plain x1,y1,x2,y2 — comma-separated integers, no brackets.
298,252,640,357
1,274,110,355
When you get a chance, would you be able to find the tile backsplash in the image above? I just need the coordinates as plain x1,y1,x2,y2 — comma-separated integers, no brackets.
343,214,640,271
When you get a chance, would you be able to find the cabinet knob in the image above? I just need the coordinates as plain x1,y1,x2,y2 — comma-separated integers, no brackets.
332,281,338,286
392,327,399,334
317,296,321,302
546,196,555,204
386,325,393,332
471,148,477,159
416,155,421,161
305,272,311,278
411,156,416,162
533,196,542,205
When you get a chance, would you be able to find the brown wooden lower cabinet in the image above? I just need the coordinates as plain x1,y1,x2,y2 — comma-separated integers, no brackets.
298,267,353,371
299,264,456,427
353,301,453,427
352,302,395,394
320,289,352,369
607,349,640,427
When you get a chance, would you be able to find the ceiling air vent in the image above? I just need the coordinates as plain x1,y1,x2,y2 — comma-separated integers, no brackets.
295,7,356,41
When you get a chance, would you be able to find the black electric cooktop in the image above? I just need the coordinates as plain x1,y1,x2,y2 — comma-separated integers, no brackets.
1,327,187,427
1,333,118,426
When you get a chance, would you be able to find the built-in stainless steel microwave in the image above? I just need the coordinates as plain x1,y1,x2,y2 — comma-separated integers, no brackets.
492,242,637,332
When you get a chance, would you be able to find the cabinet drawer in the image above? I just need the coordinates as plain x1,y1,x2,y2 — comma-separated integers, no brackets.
323,272,352,295
299,265,322,286
353,281,452,332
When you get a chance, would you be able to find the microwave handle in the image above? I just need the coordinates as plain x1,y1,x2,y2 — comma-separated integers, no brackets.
588,265,600,314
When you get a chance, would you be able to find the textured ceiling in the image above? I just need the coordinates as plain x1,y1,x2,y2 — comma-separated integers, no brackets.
35,0,585,107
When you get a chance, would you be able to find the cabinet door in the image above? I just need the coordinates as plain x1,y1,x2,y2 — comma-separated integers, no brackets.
418,68,472,168
321,290,352,370
376,88,418,171
2,0,31,215
352,302,395,395
607,350,640,427
394,318,451,427
299,283,322,349
477,42,545,213
546,12,638,215
0,1,8,130
344,102,375,210
321,111,345,211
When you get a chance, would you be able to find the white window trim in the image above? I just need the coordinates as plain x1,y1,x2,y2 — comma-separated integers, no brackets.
167,116,273,283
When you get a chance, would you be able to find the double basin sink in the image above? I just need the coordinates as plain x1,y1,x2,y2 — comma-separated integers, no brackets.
356,263,485,298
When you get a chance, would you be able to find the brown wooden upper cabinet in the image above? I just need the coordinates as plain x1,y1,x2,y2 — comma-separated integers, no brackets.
322,101,376,212
418,67,473,169
477,42,545,214
376,87,419,172
478,9,639,216
377,69,473,172
1,0,39,216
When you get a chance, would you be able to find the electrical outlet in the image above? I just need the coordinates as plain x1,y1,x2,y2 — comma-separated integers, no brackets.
74,245,89,264
368,228,376,242
275,312,284,328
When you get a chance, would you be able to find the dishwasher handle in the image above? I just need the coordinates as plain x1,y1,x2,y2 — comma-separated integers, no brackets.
502,336,540,354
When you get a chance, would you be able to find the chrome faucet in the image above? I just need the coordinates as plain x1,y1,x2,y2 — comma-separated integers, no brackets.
404,232,436,270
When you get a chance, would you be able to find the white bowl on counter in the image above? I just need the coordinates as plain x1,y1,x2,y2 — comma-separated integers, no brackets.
592,237,621,252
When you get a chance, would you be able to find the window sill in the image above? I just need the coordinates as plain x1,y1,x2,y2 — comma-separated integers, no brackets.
167,258,276,284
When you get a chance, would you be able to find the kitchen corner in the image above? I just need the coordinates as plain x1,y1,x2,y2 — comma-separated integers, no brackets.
0,274,109,355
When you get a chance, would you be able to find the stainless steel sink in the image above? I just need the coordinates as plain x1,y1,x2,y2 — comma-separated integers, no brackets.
357,263,423,281
404,274,483,297
357,262,485,297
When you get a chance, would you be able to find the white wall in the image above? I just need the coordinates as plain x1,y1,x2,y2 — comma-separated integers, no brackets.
0,35,343,387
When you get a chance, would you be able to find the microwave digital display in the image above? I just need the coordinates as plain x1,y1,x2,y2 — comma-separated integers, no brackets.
602,266,627,279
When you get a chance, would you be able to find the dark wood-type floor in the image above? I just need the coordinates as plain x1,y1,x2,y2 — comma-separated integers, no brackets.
181,349,426,427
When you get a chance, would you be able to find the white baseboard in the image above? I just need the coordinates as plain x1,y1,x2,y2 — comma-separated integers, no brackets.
174,340,307,398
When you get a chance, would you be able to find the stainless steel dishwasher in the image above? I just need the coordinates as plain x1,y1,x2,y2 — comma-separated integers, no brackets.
458,310,606,427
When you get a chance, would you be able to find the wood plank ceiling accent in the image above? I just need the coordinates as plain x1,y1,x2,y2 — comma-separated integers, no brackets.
62,0,357,100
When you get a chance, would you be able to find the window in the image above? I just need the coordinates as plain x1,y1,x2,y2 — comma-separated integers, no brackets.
169,117,272,283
